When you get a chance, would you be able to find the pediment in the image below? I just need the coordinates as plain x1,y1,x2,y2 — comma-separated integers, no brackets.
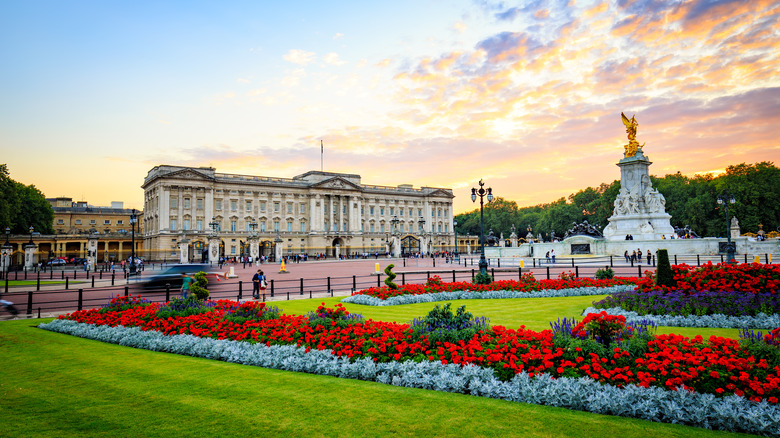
311,177,362,191
167,168,215,181
427,188,454,198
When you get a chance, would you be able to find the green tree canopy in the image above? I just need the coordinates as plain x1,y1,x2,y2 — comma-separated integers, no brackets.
0,164,54,234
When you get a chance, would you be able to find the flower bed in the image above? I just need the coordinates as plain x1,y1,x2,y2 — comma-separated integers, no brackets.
593,289,780,317
582,306,780,330
637,262,780,294
351,275,640,301
53,296,780,406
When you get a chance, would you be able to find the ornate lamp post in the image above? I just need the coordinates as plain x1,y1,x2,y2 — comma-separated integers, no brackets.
471,179,493,277
27,226,34,246
717,191,736,263
129,209,137,274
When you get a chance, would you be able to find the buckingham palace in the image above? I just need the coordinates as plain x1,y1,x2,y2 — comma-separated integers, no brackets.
141,165,455,262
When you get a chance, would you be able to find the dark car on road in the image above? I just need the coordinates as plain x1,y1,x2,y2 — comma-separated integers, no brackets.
137,264,220,290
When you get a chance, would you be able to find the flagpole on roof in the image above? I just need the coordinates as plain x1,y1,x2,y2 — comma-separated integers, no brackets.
321,139,324,172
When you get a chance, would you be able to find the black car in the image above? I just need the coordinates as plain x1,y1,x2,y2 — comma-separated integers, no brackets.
137,264,220,290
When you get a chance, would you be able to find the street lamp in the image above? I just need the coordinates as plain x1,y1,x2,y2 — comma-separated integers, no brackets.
28,226,34,246
390,216,400,235
209,217,220,235
129,209,137,274
717,191,736,263
471,179,493,278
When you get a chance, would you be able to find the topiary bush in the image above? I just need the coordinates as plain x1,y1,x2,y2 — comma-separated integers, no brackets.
655,249,675,289
473,271,493,285
189,271,211,301
595,267,614,279
384,264,399,290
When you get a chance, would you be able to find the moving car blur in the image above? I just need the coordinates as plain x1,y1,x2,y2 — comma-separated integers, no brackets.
134,264,225,291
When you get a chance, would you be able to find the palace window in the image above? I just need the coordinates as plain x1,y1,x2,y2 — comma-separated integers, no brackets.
183,198,190,209
197,198,204,209
231,200,237,211
215,199,222,210
230,221,237,232
171,197,178,209
170,219,178,230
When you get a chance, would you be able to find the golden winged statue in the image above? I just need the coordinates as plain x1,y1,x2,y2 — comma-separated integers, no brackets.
621,112,645,158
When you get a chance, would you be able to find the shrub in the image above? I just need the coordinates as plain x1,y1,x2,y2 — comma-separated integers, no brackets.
189,271,210,301
595,267,614,280
410,303,490,345
155,296,216,319
473,271,493,285
426,275,443,286
223,301,281,325
655,249,675,288
98,295,152,313
558,271,577,281
306,302,364,329
384,264,399,290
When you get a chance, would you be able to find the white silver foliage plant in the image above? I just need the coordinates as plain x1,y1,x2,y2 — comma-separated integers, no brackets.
583,306,780,330
39,319,780,437
342,285,637,306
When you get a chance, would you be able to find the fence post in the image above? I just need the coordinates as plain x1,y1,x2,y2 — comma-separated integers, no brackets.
61,271,64,280
674,254,678,265
65,277,69,290
696,254,700,266
766,254,770,264
571,258,574,268
433,258,436,267
287,291,290,301
403,258,406,267
377,275,380,287
610,256,613,267
453,270,456,282
91,275,95,288
638,265,642,277
37,277,40,291
491,268,494,278
653,255,656,266
26,291,33,315
401,273,405,285
166,284,170,302
238,281,243,300
352,275,356,290
78,289,83,311
300,278,304,295
497,259,500,268
471,269,474,279
327,277,331,294
546,266,550,280
271,279,275,297
575,266,579,278
124,286,129,297
427,271,430,280
112,272,115,286
744,254,748,263
518,267,522,280
533,258,536,268
720,254,724,263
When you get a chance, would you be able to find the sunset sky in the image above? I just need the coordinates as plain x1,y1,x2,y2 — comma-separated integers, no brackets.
2,0,778,213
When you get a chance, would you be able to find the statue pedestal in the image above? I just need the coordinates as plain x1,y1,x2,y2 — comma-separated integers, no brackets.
604,152,674,241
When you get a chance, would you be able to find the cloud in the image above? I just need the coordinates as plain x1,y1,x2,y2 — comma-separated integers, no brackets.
453,21,467,33
333,32,344,39
323,52,346,66
237,78,250,84
283,49,316,65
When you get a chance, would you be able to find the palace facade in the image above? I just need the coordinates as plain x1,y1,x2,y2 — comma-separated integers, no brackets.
141,166,455,261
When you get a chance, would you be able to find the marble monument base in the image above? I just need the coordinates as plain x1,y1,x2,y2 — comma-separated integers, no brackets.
603,212,675,241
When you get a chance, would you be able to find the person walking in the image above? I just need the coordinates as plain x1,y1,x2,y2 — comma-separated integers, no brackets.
251,269,266,299
545,251,551,264
646,250,652,265
181,273,193,298
550,249,556,263
624,250,630,263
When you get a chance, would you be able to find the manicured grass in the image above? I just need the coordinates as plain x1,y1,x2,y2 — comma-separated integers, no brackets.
0,319,756,437
3,280,72,286
276,295,742,340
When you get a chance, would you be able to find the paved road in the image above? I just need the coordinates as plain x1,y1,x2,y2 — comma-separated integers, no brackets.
0,256,656,320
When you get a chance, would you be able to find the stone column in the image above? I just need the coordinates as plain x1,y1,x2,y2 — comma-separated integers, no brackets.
1,243,12,273
335,244,340,259
207,236,220,265
87,236,99,269
338,195,344,232
310,196,318,232
103,241,110,262
274,236,283,261
391,236,401,258
24,243,37,271
178,237,190,264
249,237,259,260
328,196,334,232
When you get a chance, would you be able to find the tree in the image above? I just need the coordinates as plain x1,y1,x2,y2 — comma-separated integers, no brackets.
0,164,54,234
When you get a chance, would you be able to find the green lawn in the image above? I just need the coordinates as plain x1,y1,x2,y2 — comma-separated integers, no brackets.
275,295,741,339
2,280,73,287
0,318,757,437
